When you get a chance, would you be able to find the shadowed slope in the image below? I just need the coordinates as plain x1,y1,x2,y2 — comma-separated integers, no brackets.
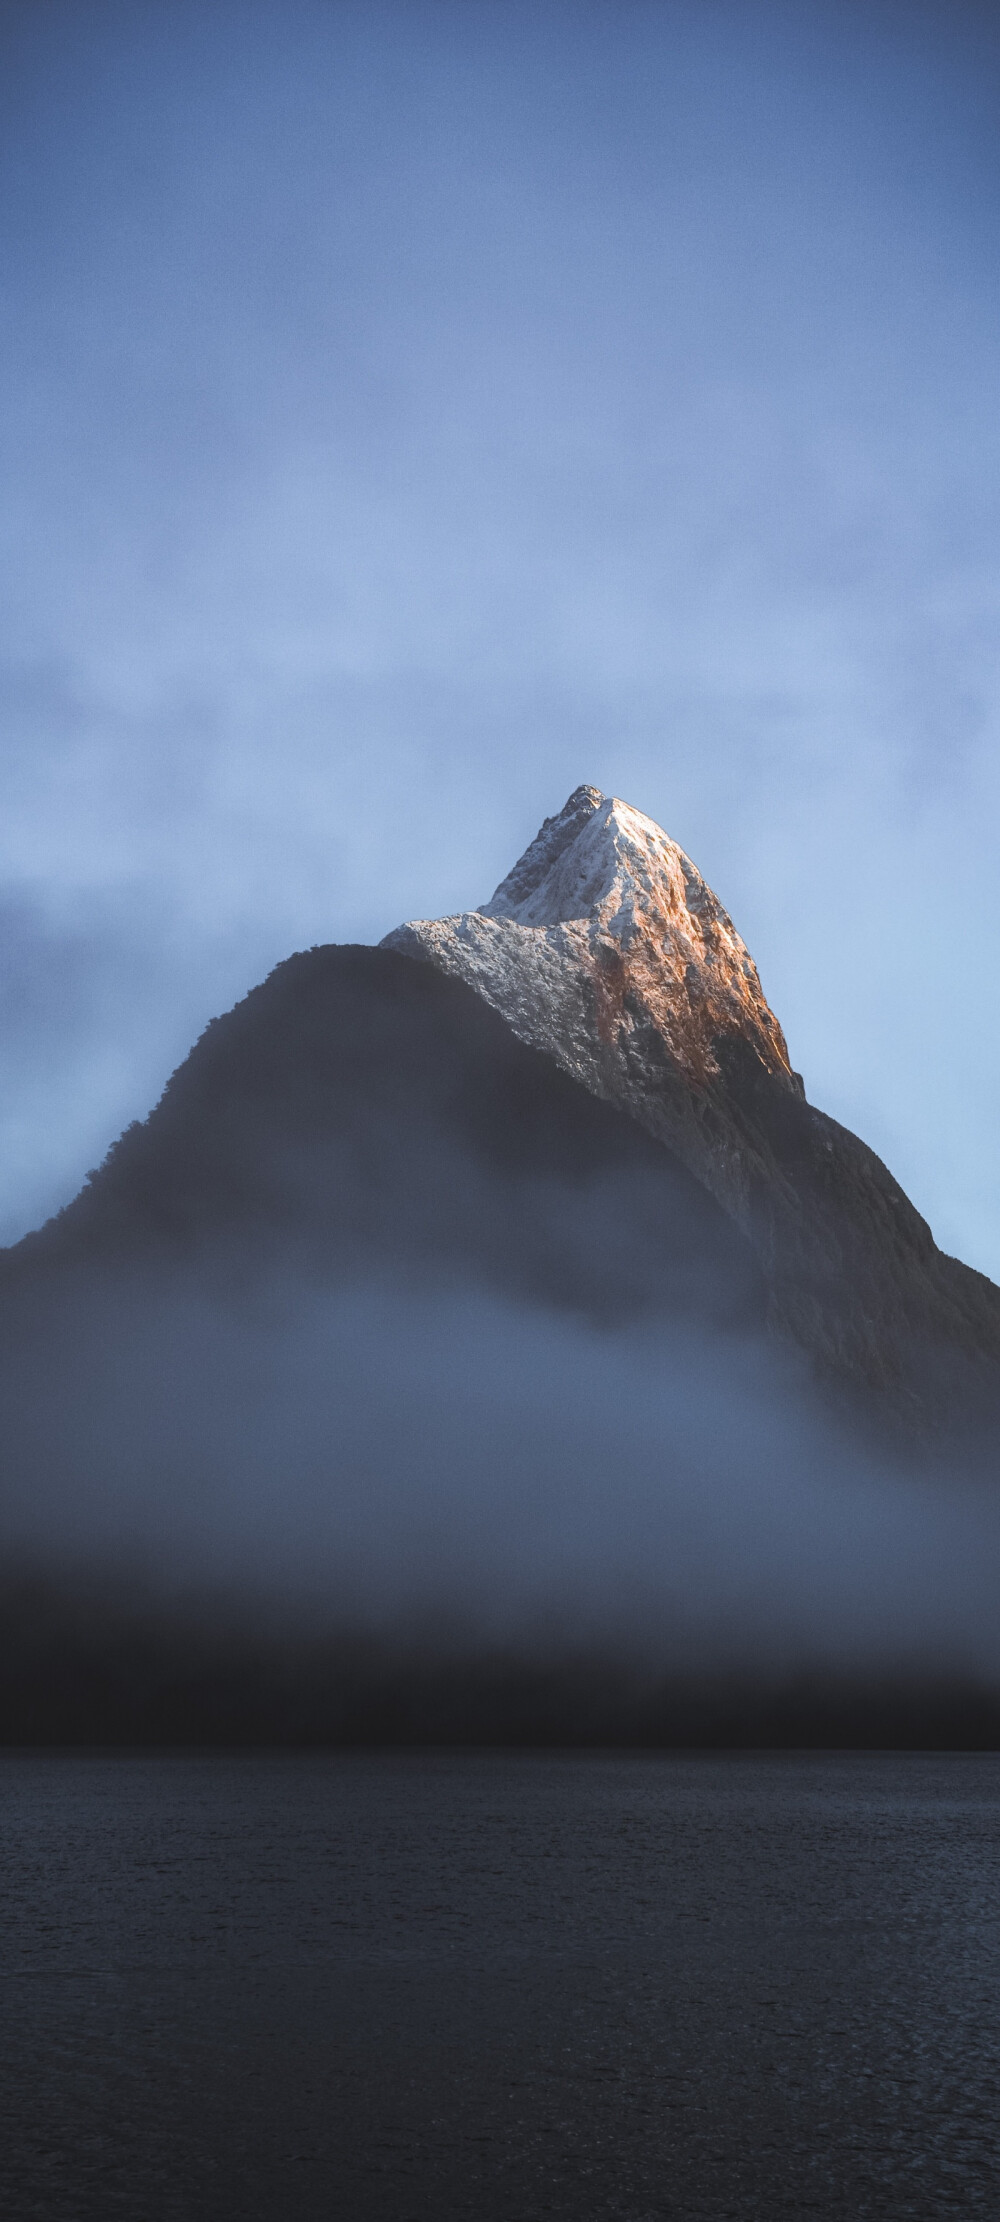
5,944,763,1332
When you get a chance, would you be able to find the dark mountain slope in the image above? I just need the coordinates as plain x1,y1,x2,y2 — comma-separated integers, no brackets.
2,943,764,1332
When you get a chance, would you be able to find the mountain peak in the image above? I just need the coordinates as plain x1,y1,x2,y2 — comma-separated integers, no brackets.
481,785,700,934
484,786,703,927
386,785,796,1125
382,788,1000,1416
480,784,606,921
484,786,760,968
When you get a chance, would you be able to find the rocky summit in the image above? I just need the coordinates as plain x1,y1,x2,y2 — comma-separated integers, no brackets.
385,785,800,1221
386,786,1000,1428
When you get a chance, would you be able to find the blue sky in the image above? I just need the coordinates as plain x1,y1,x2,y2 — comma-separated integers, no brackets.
2,0,998,1270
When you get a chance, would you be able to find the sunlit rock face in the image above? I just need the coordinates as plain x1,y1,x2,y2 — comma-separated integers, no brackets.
482,785,796,1090
385,787,1000,1424
386,786,798,1229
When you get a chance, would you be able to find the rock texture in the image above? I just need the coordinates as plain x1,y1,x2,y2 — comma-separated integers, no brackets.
385,786,1000,1427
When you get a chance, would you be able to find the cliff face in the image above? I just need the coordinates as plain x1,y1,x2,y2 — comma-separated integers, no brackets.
385,787,1000,1424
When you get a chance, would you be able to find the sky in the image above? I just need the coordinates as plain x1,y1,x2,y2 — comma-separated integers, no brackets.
2,0,998,1272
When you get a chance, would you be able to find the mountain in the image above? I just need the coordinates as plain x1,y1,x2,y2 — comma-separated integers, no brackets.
386,785,1000,1431
2,785,1000,1744
3,782,998,1443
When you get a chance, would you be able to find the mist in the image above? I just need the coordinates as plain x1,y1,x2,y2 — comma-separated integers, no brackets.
4,1237,1000,1745
0,935,995,1745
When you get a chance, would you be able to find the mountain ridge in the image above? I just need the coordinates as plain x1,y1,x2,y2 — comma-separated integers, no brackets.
385,786,1000,1427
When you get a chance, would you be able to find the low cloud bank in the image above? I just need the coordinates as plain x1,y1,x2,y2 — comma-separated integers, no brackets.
2,1259,999,1742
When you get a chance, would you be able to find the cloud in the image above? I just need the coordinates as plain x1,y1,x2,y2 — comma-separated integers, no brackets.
3,1244,999,1702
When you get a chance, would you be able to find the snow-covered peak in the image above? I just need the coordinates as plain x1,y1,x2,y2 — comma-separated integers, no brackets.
383,786,800,1226
481,786,740,948
480,785,606,921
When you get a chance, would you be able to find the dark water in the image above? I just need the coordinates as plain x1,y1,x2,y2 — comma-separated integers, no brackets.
2,1752,999,2220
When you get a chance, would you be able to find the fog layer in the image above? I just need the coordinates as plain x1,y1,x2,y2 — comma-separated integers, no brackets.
1,949,998,1741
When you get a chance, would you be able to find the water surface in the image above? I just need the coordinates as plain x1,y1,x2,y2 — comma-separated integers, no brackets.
1,1750,998,2218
